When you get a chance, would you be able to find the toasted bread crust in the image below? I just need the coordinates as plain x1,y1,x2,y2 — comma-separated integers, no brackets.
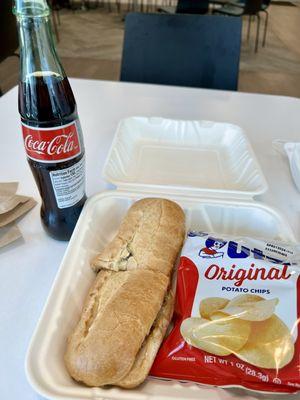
91,198,185,277
65,198,185,388
116,288,175,388
65,269,169,386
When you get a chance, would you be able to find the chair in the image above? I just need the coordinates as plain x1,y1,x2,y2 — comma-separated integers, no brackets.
176,0,209,14
213,0,263,52
48,0,60,42
0,0,18,63
159,0,209,14
0,0,19,96
120,13,242,90
261,0,271,47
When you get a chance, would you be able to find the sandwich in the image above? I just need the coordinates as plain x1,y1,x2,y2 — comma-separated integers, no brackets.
64,198,185,388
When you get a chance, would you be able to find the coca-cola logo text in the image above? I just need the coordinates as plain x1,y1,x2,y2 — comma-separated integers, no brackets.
24,132,78,156
204,263,291,287
22,122,81,162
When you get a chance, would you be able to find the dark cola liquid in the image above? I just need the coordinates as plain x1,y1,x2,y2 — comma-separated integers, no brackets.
19,74,86,241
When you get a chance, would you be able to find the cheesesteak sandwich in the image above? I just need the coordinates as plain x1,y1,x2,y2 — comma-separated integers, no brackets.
65,198,185,388
91,197,185,276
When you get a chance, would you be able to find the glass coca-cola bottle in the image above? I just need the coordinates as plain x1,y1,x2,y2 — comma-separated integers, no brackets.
14,0,86,241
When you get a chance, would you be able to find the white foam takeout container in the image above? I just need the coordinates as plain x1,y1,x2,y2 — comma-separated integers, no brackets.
26,117,297,400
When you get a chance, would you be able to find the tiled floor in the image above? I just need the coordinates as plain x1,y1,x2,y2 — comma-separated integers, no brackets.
1,3,300,97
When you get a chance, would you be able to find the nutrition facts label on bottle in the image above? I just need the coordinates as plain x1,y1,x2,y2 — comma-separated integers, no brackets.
50,157,85,209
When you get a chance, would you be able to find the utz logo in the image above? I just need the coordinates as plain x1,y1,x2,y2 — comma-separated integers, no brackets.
21,121,81,163
188,232,288,265
199,237,227,259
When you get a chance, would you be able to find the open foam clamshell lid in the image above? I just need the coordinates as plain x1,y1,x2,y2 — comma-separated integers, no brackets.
102,117,268,200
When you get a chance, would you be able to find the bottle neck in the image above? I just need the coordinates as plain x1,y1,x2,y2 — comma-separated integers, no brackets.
17,14,65,81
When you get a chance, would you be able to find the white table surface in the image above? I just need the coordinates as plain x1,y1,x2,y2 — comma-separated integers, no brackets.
0,78,300,400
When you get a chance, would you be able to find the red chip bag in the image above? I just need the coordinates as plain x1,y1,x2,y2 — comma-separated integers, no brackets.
150,232,300,393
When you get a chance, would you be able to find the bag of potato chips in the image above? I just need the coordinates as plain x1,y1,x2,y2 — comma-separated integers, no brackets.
150,231,300,393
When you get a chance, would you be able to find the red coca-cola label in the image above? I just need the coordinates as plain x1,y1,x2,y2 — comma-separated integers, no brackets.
21,121,81,162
